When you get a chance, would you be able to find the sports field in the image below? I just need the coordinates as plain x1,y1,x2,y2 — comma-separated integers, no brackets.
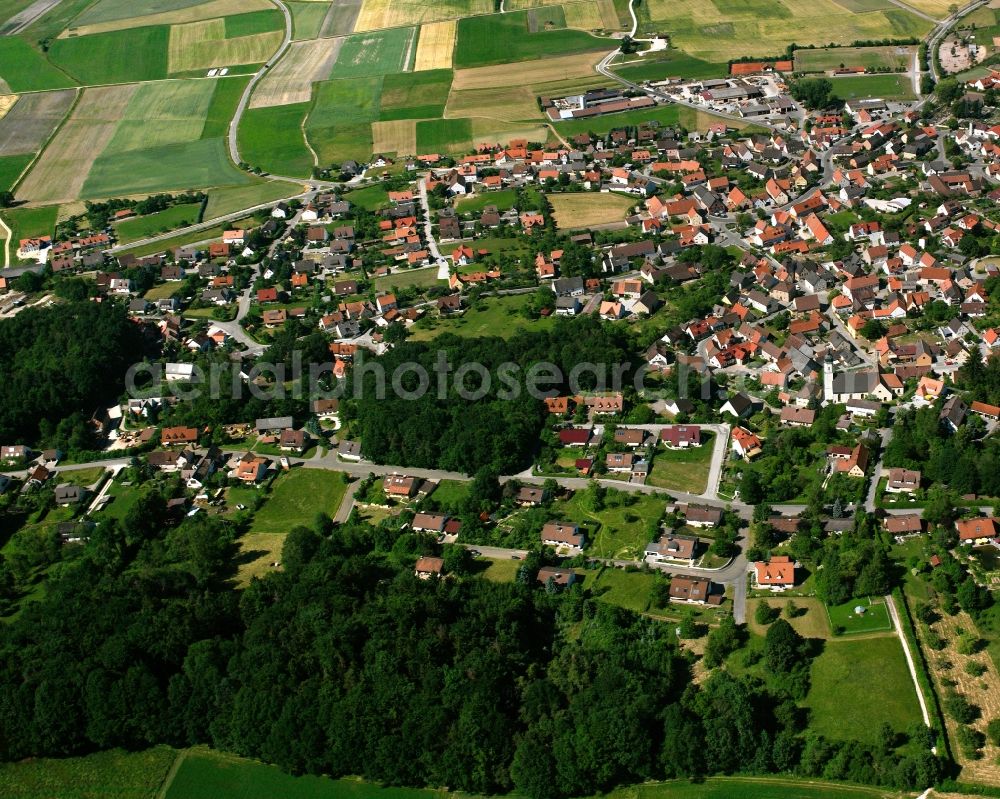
249,38,342,107
641,0,932,61
0,89,74,157
354,0,492,32
0,37,76,92
455,10,610,68
328,26,417,77
830,73,915,100
794,44,916,73
549,192,635,229
803,637,922,745
239,102,313,176
17,84,137,204
413,19,455,70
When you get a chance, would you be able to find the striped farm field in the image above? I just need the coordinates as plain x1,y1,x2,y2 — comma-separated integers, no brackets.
328,26,416,78
416,117,549,153
102,80,216,152
413,19,455,70
379,69,451,119
62,0,273,36
249,38,342,108
891,0,952,17
74,0,208,26
167,18,283,72
287,1,329,39
452,50,604,90
17,84,137,204
372,119,417,156
445,84,542,122
354,0,492,32
564,0,618,30
321,0,363,36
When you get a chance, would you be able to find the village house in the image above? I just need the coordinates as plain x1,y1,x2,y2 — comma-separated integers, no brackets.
541,521,585,552
668,575,719,605
385,474,418,499
645,532,699,565
884,468,920,493
956,517,998,546
537,566,577,589
412,513,448,534
753,555,796,591
414,556,445,580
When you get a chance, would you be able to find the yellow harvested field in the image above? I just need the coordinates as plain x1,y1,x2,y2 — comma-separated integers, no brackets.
563,1,605,29
452,51,603,91
168,19,283,73
413,19,455,70
446,85,540,122
249,38,342,108
57,202,87,222
892,0,952,17
355,0,493,31
61,0,272,37
645,0,932,61
549,192,636,229
18,84,137,205
372,119,417,155
0,95,17,121
505,0,565,7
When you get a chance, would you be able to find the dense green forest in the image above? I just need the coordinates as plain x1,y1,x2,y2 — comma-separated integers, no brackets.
342,319,638,474
0,502,944,797
0,301,149,443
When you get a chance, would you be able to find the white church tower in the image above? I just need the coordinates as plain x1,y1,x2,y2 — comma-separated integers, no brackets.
823,353,834,405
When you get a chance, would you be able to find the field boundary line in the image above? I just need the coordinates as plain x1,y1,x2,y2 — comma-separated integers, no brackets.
155,748,186,799
885,592,932,731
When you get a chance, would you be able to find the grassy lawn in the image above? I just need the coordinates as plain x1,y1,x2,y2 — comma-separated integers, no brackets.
628,777,906,799
590,567,655,613
826,596,892,635
557,491,665,560
250,468,349,533
118,216,253,257
371,267,441,293
748,596,832,639
549,192,635,229
4,205,58,259
477,556,521,583
95,480,145,522
114,202,203,244
803,636,923,745
429,478,469,511
57,466,107,488
204,180,302,219
234,532,285,586
611,50,727,81
0,154,32,193
0,746,177,799
455,187,519,214
647,433,715,494
409,295,556,341
144,283,181,300
343,183,390,211
794,44,914,73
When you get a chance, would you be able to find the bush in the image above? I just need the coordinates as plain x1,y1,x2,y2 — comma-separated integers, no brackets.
956,725,985,759
945,692,980,724
965,661,988,677
755,601,780,625
987,718,1000,746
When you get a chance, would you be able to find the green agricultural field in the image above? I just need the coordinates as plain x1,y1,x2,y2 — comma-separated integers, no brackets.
612,50,727,82
48,26,169,85
328,27,416,78
0,746,177,799
117,216,251,256
83,136,250,199
455,11,610,68
825,596,893,634
202,76,252,138
526,4,566,30
225,8,284,36
251,468,349,534
239,103,313,177
410,294,557,341
4,204,57,255
556,103,681,137
829,73,915,100
0,153,32,192
74,0,204,25
306,76,381,163
794,44,914,73
105,79,216,153
113,202,203,243
287,0,328,39
379,69,452,121
803,637,922,744
0,38,75,92
204,179,301,219
647,433,716,494
415,117,472,153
